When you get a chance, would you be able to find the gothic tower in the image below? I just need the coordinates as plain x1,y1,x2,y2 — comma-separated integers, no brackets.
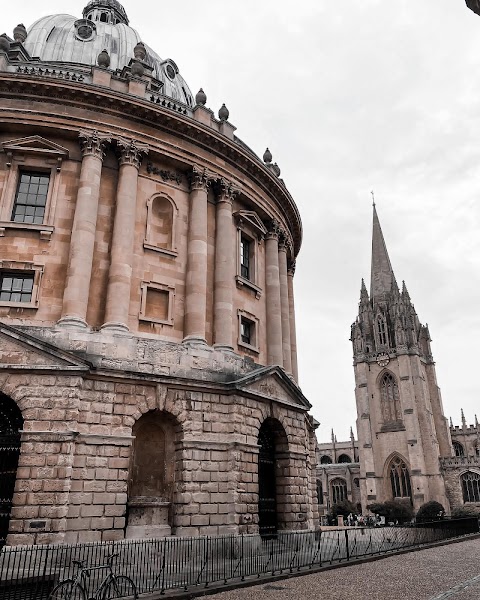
351,206,451,511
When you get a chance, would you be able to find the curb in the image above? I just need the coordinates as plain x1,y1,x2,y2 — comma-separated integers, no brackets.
139,533,480,600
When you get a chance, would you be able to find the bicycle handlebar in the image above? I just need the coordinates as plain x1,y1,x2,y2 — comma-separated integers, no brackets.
72,553,119,572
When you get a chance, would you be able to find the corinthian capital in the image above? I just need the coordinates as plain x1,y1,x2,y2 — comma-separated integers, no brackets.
278,230,293,253
116,137,149,169
287,260,296,276
266,219,282,240
79,130,111,159
216,178,241,204
189,165,212,192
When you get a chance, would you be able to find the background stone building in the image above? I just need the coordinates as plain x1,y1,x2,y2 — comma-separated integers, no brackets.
318,207,480,516
0,0,319,546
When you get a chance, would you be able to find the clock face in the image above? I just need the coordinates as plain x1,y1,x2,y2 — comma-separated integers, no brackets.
376,352,390,367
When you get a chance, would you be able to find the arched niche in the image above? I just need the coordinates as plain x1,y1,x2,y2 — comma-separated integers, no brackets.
144,194,178,257
126,410,180,538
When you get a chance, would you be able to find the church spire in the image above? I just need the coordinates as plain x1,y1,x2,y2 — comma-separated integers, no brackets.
370,205,396,302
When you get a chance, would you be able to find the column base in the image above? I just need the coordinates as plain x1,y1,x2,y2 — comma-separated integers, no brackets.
100,321,130,334
213,343,235,353
182,335,208,346
57,316,88,329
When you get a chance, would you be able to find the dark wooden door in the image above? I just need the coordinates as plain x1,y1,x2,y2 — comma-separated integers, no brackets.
258,426,277,537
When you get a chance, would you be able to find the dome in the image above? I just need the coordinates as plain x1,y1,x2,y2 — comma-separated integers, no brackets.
23,2,193,106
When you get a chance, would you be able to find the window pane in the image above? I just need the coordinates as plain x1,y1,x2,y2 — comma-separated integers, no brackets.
0,273,34,303
11,171,50,224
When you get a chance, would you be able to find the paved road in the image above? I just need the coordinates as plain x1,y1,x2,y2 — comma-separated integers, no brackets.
207,537,480,600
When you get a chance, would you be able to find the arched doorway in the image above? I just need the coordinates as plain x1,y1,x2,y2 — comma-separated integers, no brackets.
126,411,178,538
0,393,23,547
257,418,288,536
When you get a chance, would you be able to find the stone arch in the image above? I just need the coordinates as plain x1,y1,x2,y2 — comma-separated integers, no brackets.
0,392,23,546
338,454,352,464
126,409,182,538
320,455,332,465
145,193,178,253
257,417,289,536
384,453,412,501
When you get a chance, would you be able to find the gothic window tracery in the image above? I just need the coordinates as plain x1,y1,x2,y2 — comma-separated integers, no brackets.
380,372,402,424
330,478,347,505
453,441,465,457
461,471,480,503
388,456,412,500
377,315,388,346
320,455,332,465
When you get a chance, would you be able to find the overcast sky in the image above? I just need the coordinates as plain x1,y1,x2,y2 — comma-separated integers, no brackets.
3,1,480,442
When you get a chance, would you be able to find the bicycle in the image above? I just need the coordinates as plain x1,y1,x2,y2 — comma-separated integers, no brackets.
48,552,138,600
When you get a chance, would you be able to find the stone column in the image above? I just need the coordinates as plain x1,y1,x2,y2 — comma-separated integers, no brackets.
213,179,237,351
183,166,210,344
288,261,299,381
102,138,148,332
265,221,283,366
58,130,110,327
278,232,292,373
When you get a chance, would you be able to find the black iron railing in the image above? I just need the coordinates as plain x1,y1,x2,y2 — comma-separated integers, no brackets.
0,518,478,599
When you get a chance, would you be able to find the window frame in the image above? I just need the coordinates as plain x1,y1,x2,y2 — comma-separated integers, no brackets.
139,281,175,326
233,210,267,299
11,171,51,225
0,261,44,308
237,309,259,354
0,136,69,240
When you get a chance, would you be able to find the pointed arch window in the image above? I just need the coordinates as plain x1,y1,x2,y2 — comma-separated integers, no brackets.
453,441,465,457
331,478,347,505
380,372,402,424
377,315,388,346
389,456,412,500
462,472,480,503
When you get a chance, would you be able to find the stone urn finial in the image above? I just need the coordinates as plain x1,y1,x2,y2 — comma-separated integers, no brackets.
272,162,281,177
218,103,229,121
131,60,145,77
0,34,10,53
13,24,27,43
263,148,272,164
195,88,207,106
133,41,146,61
97,48,110,68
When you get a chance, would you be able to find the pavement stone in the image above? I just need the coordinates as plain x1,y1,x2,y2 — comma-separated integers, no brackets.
206,537,480,600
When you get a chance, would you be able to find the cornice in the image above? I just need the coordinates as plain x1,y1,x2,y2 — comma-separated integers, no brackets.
0,73,302,255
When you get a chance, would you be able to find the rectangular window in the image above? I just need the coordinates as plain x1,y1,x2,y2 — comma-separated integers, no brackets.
240,317,252,345
144,287,170,322
240,236,251,280
0,272,34,303
11,172,50,224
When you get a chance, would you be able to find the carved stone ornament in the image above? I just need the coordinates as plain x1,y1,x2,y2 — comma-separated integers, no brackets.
217,178,240,203
287,260,296,276
79,130,111,159
266,219,282,240
116,137,149,169
146,162,182,185
189,165,211,192
278,229,292,253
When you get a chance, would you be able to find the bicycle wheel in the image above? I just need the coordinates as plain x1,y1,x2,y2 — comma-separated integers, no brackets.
49,579,86,600
102,575,138,599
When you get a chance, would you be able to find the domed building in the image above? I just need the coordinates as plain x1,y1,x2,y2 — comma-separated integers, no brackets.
0,1,319,545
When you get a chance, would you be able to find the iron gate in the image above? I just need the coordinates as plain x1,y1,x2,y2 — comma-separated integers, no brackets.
258,425,277,537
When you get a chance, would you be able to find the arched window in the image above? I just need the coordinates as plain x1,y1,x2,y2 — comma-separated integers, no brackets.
389,456,412,499
377,315,388,346
320,455,332,465
453,441,465,457
100,12,107,22
317,480,324,505
353,478,360,488
462,472,480,503
331,478,347,505
380,372,402,424
338,454,352,464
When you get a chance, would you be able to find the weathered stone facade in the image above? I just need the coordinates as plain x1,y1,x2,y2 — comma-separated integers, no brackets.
0,0,319,546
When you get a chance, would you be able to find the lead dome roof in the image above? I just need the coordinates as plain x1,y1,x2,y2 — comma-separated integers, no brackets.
23,0,193,105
